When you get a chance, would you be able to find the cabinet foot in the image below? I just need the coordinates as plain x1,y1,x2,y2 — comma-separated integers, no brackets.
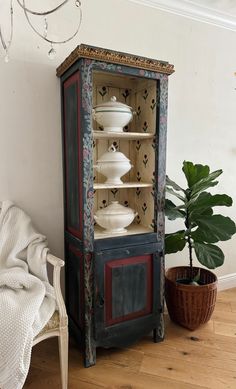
153,328,158,343
84,357,96,368
153,328,164,343
84,335,96,367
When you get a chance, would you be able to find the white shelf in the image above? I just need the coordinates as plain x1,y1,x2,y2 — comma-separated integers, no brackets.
94,224,153,239
94,182,152,190
93,131,154,140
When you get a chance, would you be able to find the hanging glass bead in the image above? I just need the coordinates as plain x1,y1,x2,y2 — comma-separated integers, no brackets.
43,17,48,38
48,44,56,60
4,51,9,63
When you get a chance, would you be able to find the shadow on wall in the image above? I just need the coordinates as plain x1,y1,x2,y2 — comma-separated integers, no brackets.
0,59,64,262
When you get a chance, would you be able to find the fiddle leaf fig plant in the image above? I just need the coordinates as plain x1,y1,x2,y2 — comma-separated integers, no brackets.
165,161,236,281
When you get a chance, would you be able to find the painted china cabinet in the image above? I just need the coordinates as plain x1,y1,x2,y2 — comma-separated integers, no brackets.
57,44,174,367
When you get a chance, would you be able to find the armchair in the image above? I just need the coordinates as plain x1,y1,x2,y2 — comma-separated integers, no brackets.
33,253,68,389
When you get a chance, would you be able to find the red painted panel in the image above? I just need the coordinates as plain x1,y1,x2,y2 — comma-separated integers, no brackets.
68,244,84,328
105,255,153,326
63,72,83,239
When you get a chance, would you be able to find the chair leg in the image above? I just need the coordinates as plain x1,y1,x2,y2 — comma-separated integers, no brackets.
58,327,68,389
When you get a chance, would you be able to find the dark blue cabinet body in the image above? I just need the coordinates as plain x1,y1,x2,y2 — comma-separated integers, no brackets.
58,44,174,366
94,243,163,348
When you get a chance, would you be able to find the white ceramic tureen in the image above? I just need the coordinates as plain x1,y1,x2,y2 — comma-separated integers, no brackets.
94,145,132,185
93,96,133,133
94,201,138,234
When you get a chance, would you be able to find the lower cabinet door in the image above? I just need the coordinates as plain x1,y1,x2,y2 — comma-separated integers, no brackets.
94,243,162,347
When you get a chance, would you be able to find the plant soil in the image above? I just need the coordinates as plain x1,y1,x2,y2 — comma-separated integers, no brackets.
176,278,205,286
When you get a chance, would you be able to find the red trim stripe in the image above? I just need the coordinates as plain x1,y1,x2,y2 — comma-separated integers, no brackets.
68,244,84,328
105,255,153,326
63,72,83,239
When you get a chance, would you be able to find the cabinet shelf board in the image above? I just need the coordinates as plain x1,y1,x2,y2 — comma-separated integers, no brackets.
94,182,152,190
93,131,154,140
94,224,153,240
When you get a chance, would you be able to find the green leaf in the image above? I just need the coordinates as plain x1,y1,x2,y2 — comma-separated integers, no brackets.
165,231,186,254
191,170,222,196
182,161,210,188
190,208,213,224
166,176,185,192
194,242,224,269
166,186,186,202
165,199,186,220
189,192,232,222
192,215,236,243
189,192,232,212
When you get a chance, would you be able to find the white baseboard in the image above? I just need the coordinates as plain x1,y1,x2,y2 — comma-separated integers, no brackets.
218,273,236,291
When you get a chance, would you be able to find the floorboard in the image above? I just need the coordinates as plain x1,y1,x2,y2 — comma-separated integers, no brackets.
24,288,236,388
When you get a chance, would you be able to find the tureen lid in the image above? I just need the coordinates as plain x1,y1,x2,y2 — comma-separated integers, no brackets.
96,201,135,216
97,145,130,163
93,96,132,110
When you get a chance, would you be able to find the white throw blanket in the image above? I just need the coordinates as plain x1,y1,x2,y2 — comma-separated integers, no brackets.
0,201,56,389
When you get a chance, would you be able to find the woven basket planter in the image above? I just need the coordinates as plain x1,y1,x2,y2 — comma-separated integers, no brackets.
165,266,218,330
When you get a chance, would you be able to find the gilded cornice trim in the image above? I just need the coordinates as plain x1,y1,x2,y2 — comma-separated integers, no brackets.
56,44,175,77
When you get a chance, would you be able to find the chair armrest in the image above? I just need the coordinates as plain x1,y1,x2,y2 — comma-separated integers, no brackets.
47,253,64,268
46,253,68,328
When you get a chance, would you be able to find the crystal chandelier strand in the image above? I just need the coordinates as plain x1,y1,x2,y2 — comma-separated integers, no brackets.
16,0,70,16
0,26,7,51
43,18,48,39
1,0,82,61
0,0,13,61
22,1,82,45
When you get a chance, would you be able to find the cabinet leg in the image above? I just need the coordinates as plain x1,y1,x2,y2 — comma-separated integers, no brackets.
153,328,158,343
153,313,165,343
153,328,164,343
84,341,96,367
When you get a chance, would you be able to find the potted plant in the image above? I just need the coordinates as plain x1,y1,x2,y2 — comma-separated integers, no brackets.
165,161,236,330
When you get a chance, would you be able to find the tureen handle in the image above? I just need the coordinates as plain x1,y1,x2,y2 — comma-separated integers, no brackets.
92,108,96,120
130,110,136,122
110,96,117,102
93,165,100,172
108,144,116,153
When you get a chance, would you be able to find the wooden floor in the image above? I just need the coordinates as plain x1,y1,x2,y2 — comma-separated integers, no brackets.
25,288,236,389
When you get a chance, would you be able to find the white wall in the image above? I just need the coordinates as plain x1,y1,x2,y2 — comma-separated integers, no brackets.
0,0,235,277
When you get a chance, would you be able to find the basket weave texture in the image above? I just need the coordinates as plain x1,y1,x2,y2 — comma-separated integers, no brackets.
165,266,217,330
